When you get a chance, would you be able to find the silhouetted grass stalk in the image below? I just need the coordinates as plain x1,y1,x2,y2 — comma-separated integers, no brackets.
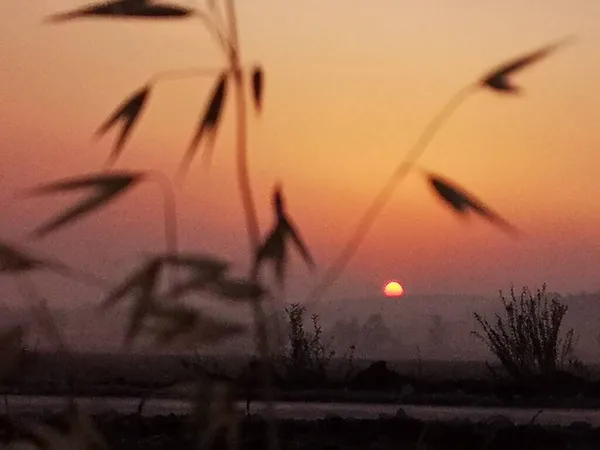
147,171,179,257
146,171,180,290
305,84,477,305
225,3,260,252
305,37,573,304
198,10,229,50
223,2,277,450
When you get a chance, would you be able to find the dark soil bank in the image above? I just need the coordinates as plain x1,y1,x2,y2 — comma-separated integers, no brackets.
2,414,600,450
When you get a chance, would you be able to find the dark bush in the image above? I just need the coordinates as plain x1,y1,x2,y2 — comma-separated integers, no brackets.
473,284,579,382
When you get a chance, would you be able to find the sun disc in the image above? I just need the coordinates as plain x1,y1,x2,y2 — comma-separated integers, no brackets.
383,281,404,297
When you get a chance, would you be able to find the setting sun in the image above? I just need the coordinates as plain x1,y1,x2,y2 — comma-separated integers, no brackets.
383,281,404,297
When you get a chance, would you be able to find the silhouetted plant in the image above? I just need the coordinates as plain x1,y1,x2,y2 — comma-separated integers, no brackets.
253,186,315,290
309,313,335,376
99,252,267,347
27,3,306,447
282,303,335,384
36,5,317,444
472,284,578,381
425,172,518,235
24,171,180,260
0,240,105,287
47,0,269,254
306,37,574,305
48,0,196,22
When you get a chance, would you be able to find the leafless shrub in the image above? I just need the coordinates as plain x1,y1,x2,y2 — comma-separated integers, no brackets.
473,284,578,381
282,303,335,384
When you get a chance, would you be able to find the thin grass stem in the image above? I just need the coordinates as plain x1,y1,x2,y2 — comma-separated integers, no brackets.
196,8,231,53
225,9,260,252
233,72,261,252
147,171,179,257
304,83,477,306
223,2,277,450
146,171,179,292
208,1,230,49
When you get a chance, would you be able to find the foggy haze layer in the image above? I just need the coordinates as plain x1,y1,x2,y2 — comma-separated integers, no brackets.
3,290,599,365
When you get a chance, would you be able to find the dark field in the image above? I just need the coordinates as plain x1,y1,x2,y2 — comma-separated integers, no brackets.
2,350,600,450
5,352,600,410
4,352,507,390
2,413,600,450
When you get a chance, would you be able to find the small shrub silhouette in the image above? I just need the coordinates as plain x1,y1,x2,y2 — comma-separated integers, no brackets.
473,284,577,382
281,303,335,386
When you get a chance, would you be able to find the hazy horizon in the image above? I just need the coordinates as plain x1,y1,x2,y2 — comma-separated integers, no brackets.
3,290,599,366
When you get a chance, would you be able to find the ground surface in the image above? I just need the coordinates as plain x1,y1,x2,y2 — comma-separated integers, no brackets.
4,352,600,411
2,413,600,450
4,353,600,449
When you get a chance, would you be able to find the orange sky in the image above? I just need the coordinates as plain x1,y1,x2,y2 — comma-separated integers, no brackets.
1,1,600,307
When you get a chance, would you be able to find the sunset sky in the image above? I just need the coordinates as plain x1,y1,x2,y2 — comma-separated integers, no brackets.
1,1,600,310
